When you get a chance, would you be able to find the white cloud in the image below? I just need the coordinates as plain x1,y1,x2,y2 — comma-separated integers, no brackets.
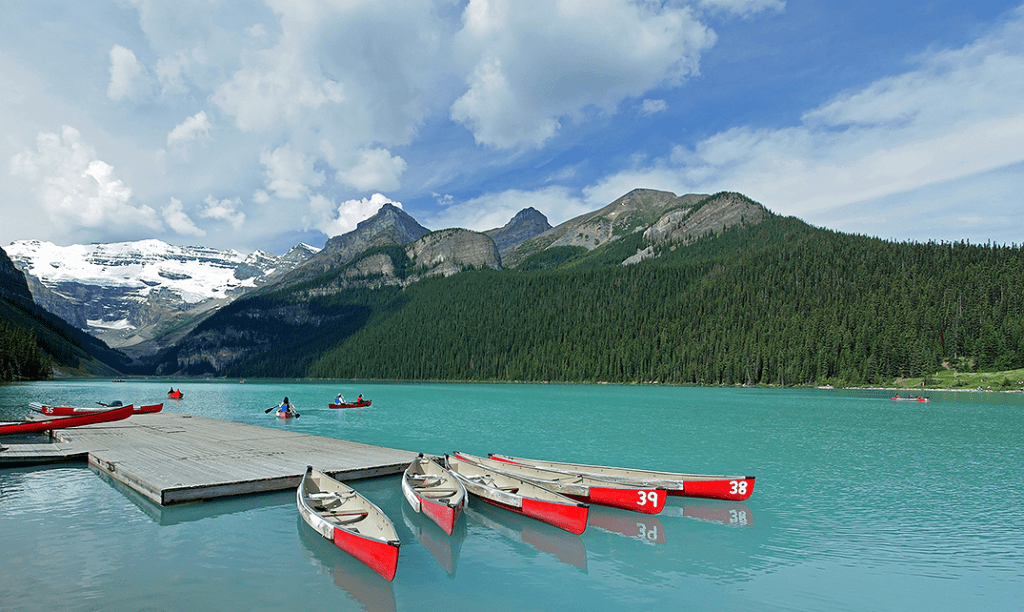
201,195,246,229
450,0,716,148
167,111,212,148
639,99,668,116
313,193,399,238
107,45,145,101
259,144,325,200
9,125,161,233
335,148,407,192
587,8,1024,228
427,185,592,231
163,197,206,236
698,0,786,18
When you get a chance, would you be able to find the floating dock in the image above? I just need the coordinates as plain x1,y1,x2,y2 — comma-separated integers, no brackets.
0,412,419,506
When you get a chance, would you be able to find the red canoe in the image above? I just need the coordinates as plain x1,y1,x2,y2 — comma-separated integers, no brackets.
29,402,163,416
891,396,929,402
297,466,401,581
167,390,184,399
402,454,467,535
445,454,589,535
0,404,135,436
489,453,755,502
328,399,371,409
277,410,298,419
455,451,667,515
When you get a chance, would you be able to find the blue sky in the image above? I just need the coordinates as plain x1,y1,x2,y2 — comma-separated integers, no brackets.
2,0,1022,254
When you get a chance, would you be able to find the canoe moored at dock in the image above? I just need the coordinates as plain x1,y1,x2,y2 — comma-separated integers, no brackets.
444,453,589,535
297,466,401,581
453,451,667,515
0,404,135,436
401,454,467,535
488,453,755,502
29,402,163,415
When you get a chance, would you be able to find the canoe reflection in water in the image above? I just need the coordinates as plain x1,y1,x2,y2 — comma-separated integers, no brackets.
401,502,467,576
587,505,666,545
464,501,588,571
296,515,397,612
660,501,754,527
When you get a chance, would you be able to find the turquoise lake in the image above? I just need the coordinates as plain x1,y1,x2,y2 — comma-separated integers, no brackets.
1,380,1022,611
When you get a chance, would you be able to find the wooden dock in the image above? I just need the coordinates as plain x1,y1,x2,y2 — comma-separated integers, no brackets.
0,412,419,506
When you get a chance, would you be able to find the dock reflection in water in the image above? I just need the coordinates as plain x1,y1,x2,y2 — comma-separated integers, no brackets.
587,505,666,545
296,515,397,612
660,500,754,527
401,502,467,576
464,501,588,571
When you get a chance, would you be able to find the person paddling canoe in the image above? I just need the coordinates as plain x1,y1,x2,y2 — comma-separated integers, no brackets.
277,397,296,417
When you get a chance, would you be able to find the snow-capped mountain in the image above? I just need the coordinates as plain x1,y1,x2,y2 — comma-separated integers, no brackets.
5,239,319,354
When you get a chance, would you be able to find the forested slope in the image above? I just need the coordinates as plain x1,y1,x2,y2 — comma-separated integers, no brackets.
298,215,1023,385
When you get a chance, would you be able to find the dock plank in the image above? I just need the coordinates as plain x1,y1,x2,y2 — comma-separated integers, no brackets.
4,412,418,505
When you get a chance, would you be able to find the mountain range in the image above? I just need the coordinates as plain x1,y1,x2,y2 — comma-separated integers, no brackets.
3,188,1022,385
5,239,319,358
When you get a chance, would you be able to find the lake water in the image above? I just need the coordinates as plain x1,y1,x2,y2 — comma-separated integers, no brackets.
1,380,1022,611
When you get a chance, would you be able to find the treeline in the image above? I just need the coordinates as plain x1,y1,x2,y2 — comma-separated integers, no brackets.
302,216,1024,385
0,318,51,382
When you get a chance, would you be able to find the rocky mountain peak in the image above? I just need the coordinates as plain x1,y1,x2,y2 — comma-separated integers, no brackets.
288,203,430,283
485,207,552,260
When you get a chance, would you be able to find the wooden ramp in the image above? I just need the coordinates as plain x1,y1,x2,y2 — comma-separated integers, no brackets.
2,413,419,506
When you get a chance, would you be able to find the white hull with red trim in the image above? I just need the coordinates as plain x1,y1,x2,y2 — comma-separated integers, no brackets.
489,453,755,501
401,454,467,535
297,466,401,581
454,451,666,515
445,454,589,535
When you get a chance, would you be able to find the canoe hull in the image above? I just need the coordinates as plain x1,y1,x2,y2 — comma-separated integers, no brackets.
446,455,589,535
402,456,467,536
167,391,183,399
328,400,371,409
456,451,666,515
30,403,162,416
490,454,756,502
297,466,400,581
1,404,135,436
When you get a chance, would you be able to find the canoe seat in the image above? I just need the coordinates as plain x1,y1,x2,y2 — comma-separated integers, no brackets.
323,510,368,524
408,475,443,487
419,488,457,499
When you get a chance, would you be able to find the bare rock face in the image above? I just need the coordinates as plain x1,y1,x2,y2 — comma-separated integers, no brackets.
406,229,501,278
293,204,429,281
643,192,766,245
504,189,707,267
485,207,552,260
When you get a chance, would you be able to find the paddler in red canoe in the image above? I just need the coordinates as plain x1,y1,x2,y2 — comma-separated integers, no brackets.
277,396,296,417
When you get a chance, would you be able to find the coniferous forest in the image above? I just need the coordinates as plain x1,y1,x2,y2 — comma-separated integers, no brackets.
208,213,1024,387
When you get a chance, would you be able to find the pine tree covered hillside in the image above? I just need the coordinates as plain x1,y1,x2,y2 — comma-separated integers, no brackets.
157,192,1024,385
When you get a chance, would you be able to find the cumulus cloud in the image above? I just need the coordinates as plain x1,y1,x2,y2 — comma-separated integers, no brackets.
201,195,246,229
313,192,399,238
450,0,716,148
107,45,145,101
163,197,206,236
167,111,212,148
259,144,325,199
9,125,161,232
335,148,407,192
426,185,593,231
586,9,1024,224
